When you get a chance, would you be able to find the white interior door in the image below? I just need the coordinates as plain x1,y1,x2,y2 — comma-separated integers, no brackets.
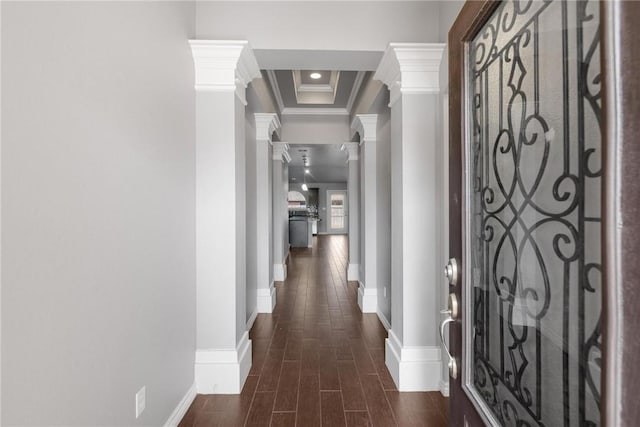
327,190,348,234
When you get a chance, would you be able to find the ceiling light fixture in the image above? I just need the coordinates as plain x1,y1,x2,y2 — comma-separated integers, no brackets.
305,169,310,174
310,72,322,79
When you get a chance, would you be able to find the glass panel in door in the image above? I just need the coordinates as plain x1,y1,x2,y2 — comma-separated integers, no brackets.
463,1,601,425
330,192,346,230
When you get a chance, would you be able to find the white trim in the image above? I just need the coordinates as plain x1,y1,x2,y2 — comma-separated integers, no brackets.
385,329,442,391
281,107,349,116
265,70,285,113
346,71,367,113
189,40,261,105
195,332,252,394
374,43,446,106
376,309,391,331
257,284,276,313
347,263,360,281
357,282,378,313
255,113,281,142
351,114,378,141
272,142,292,163
439,380,450,397
273,263,287,282
298,83,334,93
163,382,197,427
246,309,258,330
341,143,359,161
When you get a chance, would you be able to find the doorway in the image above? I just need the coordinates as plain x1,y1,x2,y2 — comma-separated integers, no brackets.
327,190,348,234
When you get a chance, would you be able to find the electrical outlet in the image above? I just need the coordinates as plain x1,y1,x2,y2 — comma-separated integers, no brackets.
135,386,146,419
384,287,387,298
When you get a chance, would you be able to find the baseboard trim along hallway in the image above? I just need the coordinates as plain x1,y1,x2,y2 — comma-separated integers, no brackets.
273,263,287,281
194,332,252,394
385,329,443,392
164,382,197,427
256,284,276,313
357,281,378,313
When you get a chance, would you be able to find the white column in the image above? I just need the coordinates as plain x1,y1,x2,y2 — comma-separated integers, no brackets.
255,114,281,312
190,40,260,394
352,115,378,313
272,142,291,282
343,143,360,281
374,42,446,391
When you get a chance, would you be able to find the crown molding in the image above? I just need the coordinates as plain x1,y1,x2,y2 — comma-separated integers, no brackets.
341,142,360,161
255,113,281,142
281,107,349,116
373,43,446,106
273,142,291,163
351,114,378,142
189,40,261,105
346,71,367,114
265,70,285,113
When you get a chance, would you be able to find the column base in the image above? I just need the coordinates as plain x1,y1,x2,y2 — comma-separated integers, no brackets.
257,284,276,313
347,263,360,281
385,329,442,391
195,332,252,394
273,263,287,282
357,282,378,313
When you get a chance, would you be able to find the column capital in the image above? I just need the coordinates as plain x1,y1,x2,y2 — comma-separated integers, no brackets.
373,43,446,106
342,142,359,161
351,114,378,142
255,113,281,143
189,40,261,105
272,142,291,163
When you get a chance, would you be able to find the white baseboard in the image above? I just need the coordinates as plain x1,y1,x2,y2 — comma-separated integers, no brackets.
385,329,442,391
357,282,377,313
163,382,196,427
439,379,450,397
257,284,276,313
273,263,287,282
376,309,391,331
195,332,252,394
347,263,360,281
246,309,258,330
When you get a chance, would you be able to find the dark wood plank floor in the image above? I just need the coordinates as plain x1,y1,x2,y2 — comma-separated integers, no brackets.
179,235,448,426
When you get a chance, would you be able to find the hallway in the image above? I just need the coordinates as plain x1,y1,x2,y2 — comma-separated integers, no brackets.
179,235,448,426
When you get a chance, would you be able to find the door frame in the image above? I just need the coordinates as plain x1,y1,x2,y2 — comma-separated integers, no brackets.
448,1,639,425
326,189,348,234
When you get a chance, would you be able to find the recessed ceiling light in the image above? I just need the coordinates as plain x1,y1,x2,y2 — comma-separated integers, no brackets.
310,72,322,79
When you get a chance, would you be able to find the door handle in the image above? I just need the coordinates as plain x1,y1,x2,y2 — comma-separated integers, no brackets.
439,293,459,379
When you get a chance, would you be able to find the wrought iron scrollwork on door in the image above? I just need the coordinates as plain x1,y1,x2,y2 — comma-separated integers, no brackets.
468,0,601,425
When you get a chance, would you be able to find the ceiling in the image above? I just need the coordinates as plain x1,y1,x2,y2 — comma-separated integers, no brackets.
265,69,368,115
288,144,348,183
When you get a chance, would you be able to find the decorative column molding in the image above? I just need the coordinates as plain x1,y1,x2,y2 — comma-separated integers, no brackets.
189,40,261,105
272,142,290,282
255,113,281,143
351,114,378,142
351,115,378,313
342,142,360,161
374,43,446,106
272,142,291,163
374,42,446,392
191,40,259,395
342,142,360,281
255,114,281,314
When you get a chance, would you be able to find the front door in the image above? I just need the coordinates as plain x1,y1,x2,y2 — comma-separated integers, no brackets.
327,190,348,234
444,1,621,425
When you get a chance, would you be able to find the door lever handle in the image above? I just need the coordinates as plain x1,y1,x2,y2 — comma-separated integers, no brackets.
439,313,458,379
439,293,459,380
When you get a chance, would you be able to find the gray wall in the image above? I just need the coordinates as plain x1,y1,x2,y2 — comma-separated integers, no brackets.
1,2,196,425
245,89,258,324
289,182,347,234
196,1,441,51
374,95,392,326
